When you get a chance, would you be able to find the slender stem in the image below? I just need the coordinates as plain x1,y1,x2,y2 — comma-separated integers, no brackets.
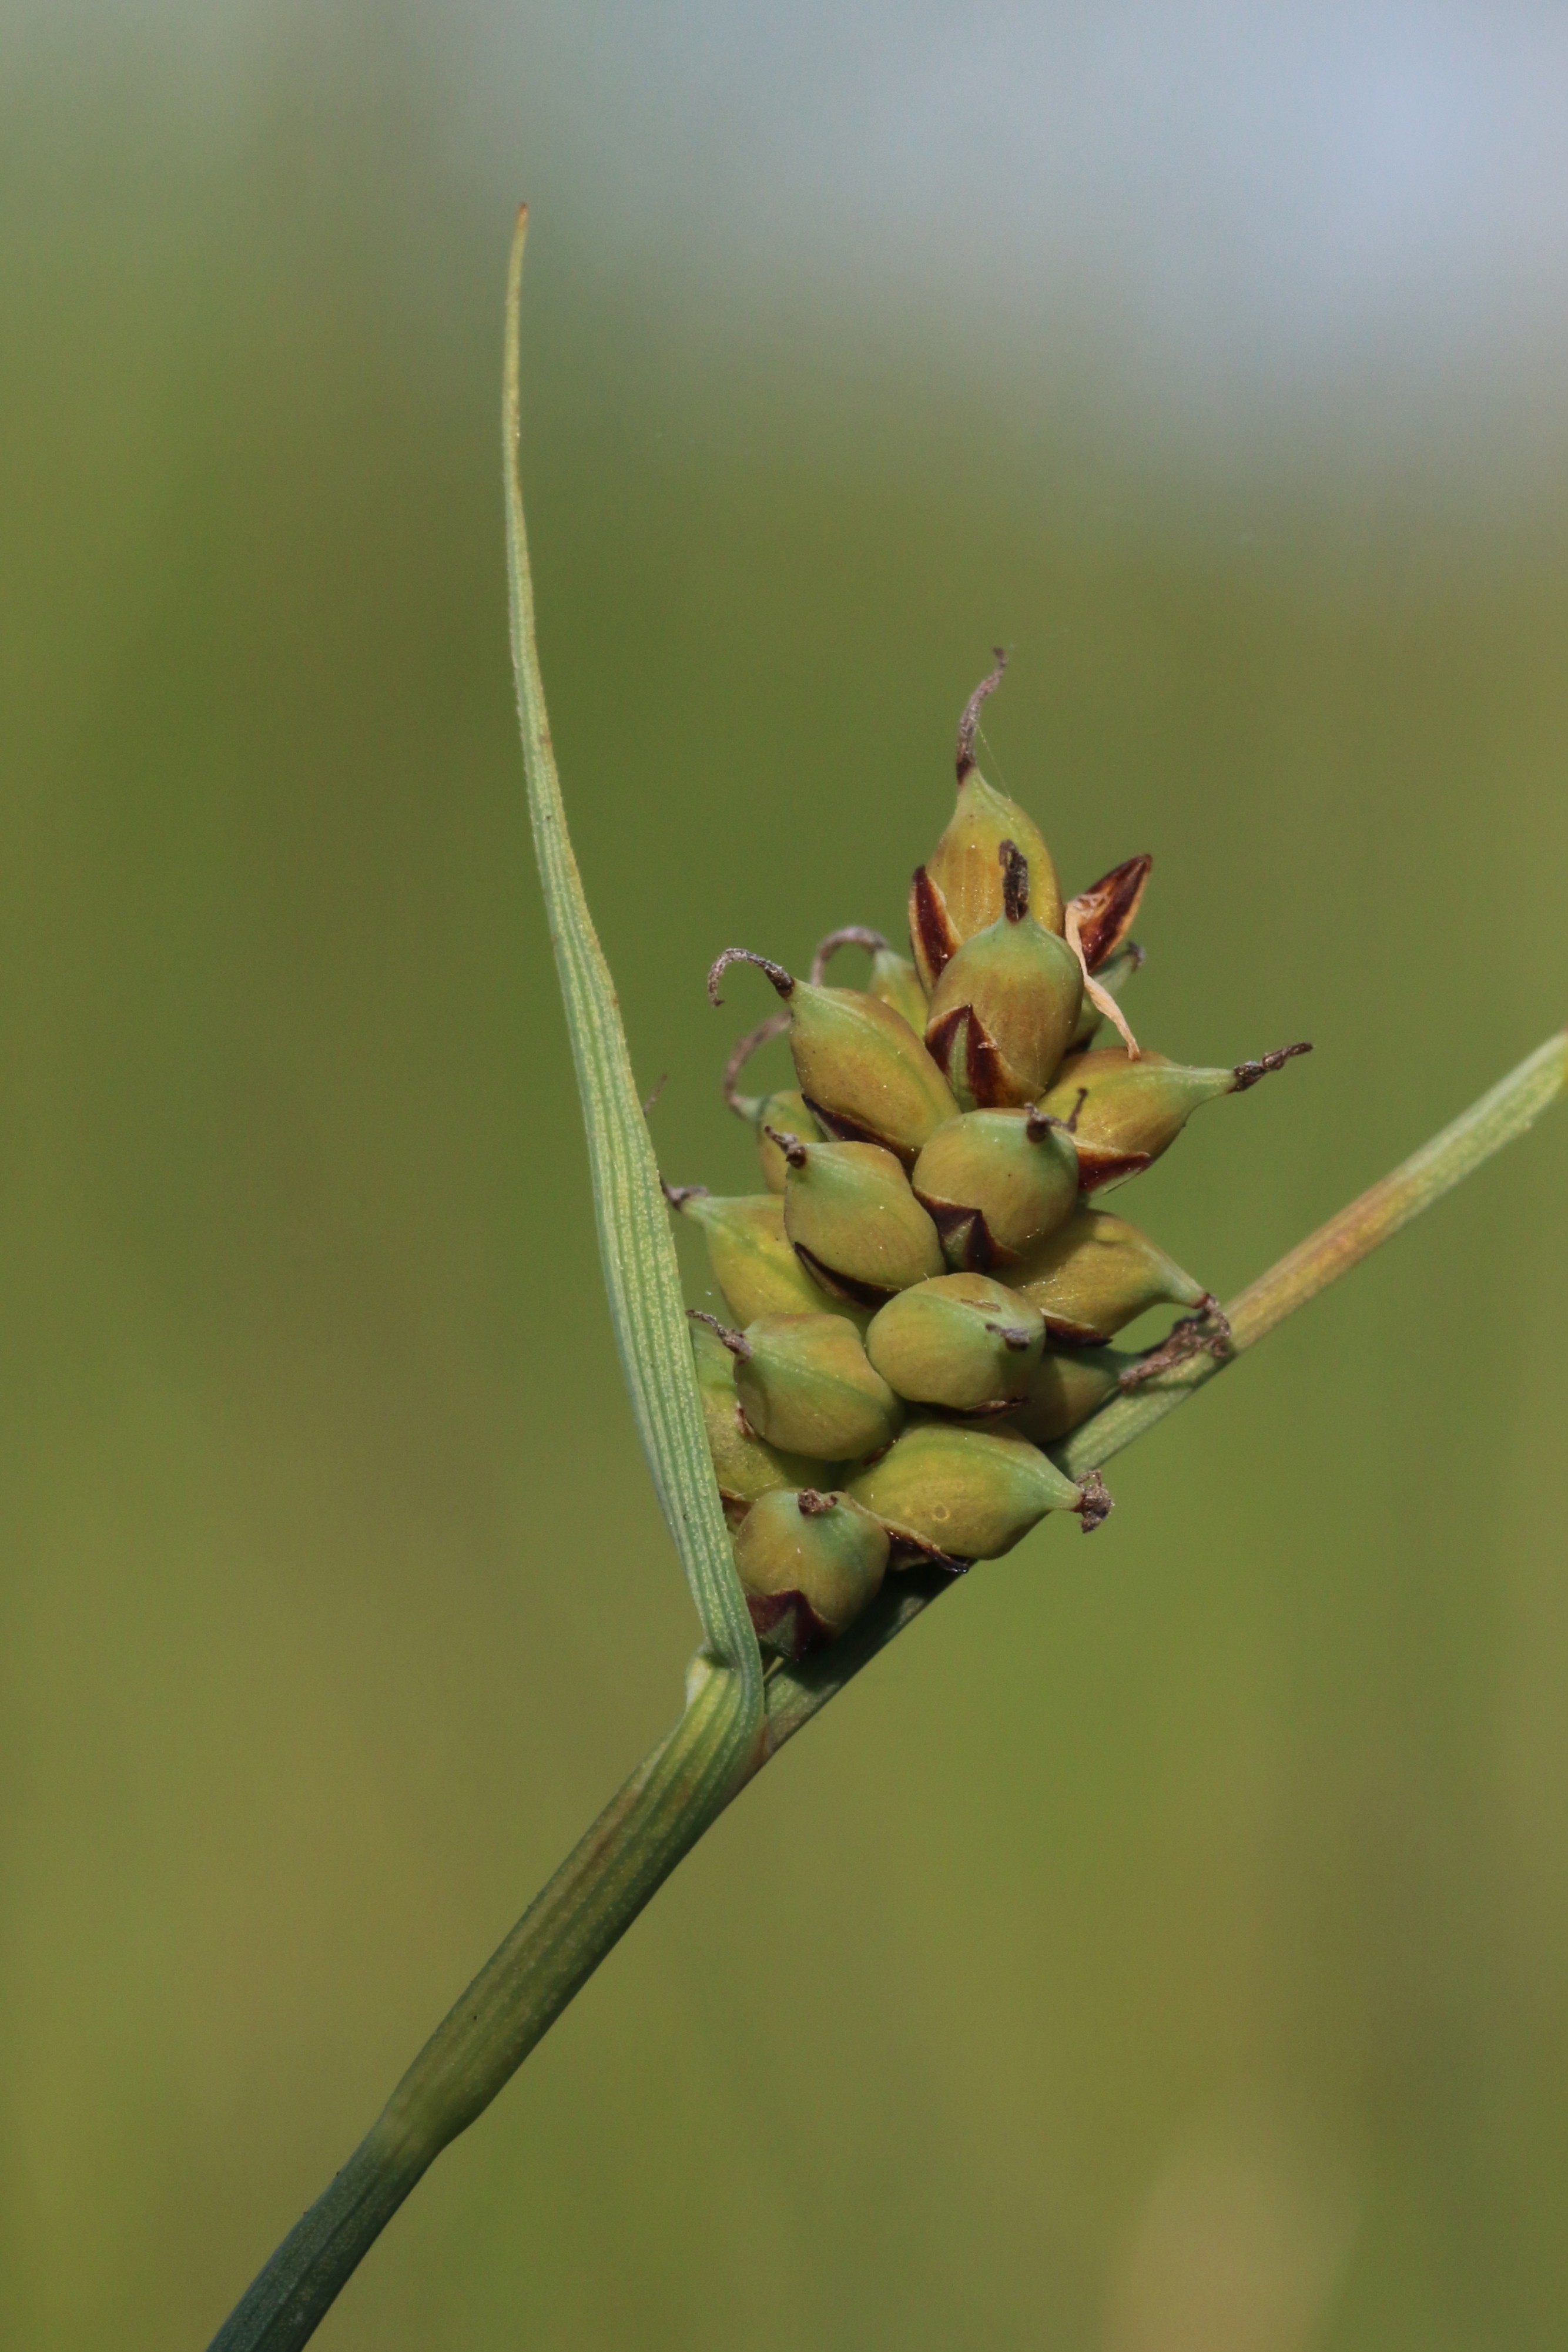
206,1663,756,2351
207,1027,1565,2350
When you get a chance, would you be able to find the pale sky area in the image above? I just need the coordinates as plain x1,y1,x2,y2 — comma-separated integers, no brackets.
17,0,1568,468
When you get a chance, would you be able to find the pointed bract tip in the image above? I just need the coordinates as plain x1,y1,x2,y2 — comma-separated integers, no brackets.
686,1308,749,1359
1026,1103,1074,1143
708,947,795,1009
955,646,1009,781
762,1123,810,1170
1066,853,1152,971
1065,900,1140,1056
810,926,890,987
662,1181,710,1211
1232,1040,1314,1092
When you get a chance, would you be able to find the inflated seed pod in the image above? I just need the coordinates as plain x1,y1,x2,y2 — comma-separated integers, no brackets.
812,926,929,1035
866,1274,1044,1415
689,1319,823,1524
1006,1344,1137,1446
666,1187,870,1329
923,843,1083,1108
774,1130,945,1304
696,1310,903,1461
909,652,1064,990
733,1487,889,1659
1067,942,1143,1052
721,1011,825,1191
1008,1203,1214,1345
708,950,956,1165
911,1105,1080,1270
1040,1041,1314,1191
846,1417,1107,1560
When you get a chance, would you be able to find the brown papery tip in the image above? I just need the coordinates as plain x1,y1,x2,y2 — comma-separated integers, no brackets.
955,646,1009,782
810,926,889,987
762,1124,810,1170
662,1181,710,1211
721,1010,791,1114
1232,1040,1313,1092
1066,853,1153,971
1197,1296,1233,1346
797,1489,837,1517
1118,1298,1234,1389
708,947,795,1009
999,839,1030,923
1076,1469,1113,1533
686,1308,749,1359
909,866,957,987
1026,1101,1078,1143
1064,900,1140,1057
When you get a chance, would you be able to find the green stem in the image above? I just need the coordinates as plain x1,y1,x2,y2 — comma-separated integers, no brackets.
207,1028,1564,2350
206,1662,755,2351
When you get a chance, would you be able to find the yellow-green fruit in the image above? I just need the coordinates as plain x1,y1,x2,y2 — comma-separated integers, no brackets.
669,1188,868,1328
722,1014,826,1189
907,651,1063,989
689,1320,823,1523
733,1487,890,1657
728,1312,903,1460
812,926,929,1034
866,1274,1044,1415
912,1106,1080,1269
846,1417,1096,1560
1067,942,1143,1051
1009,1204,1211,1344
1006,1345,1134,1445
776,1133,945,1304
866,949,927,1034
910,781,1063,990
1041,1042,1313,1190
923,846,1083,1109
709,950,956,1165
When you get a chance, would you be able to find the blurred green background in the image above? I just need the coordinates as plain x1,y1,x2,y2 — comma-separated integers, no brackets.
3,5,1567,2347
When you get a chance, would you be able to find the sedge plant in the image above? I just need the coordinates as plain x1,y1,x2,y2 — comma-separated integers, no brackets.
206,210,1568,2350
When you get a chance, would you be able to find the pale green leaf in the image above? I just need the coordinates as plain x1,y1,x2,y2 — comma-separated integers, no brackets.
503,212,762,1703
